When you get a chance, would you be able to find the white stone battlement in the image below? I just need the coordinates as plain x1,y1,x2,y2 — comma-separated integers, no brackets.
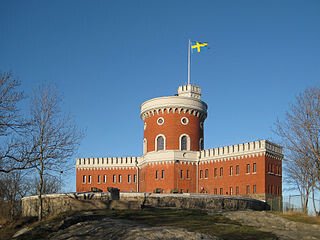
76,156,141,168
178,84,201,99
199,140,282,160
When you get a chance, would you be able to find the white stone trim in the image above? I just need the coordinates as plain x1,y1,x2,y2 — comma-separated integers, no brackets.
76,156,141,168
155,134,166,151
140,96,207,120
157,117,164,125
179,134,191,151
198,140,283,162
138,150,199,167
143,138,147,155
181,117,189,125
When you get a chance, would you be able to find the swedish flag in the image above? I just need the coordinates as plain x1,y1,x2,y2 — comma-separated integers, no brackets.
191,41,208,53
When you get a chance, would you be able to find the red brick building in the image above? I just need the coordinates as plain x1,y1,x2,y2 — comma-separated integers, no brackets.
76,84,283,201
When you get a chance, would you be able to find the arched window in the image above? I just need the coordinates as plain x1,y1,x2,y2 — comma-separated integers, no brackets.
156,135,165,151
143,138,147,154
181,136,187,150
179,134,190,151
199,138,204,150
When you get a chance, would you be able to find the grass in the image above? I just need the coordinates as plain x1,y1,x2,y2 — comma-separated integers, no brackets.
1,209,279,240
274,211,320,225
104,208,277,240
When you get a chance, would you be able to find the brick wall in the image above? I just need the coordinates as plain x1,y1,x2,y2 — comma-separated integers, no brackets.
144,111,204,152
76,167,138,192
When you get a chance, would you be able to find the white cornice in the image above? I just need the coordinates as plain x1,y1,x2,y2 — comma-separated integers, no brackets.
138,150,199,167
140,96,207,120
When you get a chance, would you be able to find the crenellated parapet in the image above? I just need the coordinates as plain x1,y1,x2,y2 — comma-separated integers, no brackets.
199,140,283,162
177,84,202,99
140,96,207,121
76,156,141,170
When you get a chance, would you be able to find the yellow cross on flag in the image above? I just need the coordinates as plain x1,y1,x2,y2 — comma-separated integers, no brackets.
191,41,208,53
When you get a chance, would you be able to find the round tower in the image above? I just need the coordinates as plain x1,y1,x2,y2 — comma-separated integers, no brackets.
140,84,208,154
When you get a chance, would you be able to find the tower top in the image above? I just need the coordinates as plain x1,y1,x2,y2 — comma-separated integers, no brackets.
177,84,201,99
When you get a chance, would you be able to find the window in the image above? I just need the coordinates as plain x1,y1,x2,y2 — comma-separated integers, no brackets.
253,184,257,193
161,170,165,179
143,138,147,154
205,169,208,178
236,165,240,175
214,168,217,177
220,167,223,177
230,187,233,195
134,174,137,183
156,135,165,151
103,175,107,183
180,170,183,179
220,188,223,195
253,163,256,173
113,175,116,183
199,138,204,150
157,117,164,125
97,175,101,184
144,122,147,130
229,166,233,176
214,188,217,194
118,175,122,183
246,185,250,194
200,170,203,178
128,175,131,183
155,170,158,179
181,135,187,150
179,134,190,151
246,164,250,174
186,170,190,178
200,122,203,129
82,175,86,184
181,117,189,125
88,175,92,184
236,186,239,195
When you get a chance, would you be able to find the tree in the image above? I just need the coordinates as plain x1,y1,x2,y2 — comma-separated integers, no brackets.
26,85,82,220
0,72,31,173
276,87,320,214
0,171,32,219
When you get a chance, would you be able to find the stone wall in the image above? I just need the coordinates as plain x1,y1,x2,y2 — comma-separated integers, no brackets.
22,192,270,218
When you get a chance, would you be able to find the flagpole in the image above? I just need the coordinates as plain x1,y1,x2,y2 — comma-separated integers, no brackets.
188,39,191,85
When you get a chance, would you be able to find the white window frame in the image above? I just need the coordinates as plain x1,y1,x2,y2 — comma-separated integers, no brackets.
82,175,86,184
155,134,166,151
143,138,147,154
199,138,204,150
88,175,92,184
157,117,164,125
179,134,190,151
180,117,189,125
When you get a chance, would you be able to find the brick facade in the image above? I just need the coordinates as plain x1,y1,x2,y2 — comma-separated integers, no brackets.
76,84,283,202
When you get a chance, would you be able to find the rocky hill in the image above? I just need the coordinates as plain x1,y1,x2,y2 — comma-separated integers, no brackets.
3,208,320,240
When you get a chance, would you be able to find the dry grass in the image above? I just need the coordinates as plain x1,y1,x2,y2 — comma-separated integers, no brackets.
0,209,278,240
276,211,320,225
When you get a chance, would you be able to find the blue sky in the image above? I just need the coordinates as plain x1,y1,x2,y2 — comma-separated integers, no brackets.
1,0,319,192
